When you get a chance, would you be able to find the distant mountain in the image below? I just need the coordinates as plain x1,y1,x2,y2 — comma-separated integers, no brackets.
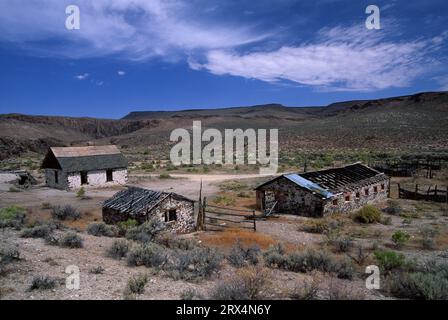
1,91,447,159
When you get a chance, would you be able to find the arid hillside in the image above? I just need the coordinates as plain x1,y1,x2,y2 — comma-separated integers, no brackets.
1,91,447,160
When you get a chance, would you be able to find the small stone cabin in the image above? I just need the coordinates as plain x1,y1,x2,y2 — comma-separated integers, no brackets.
41,145,128,190
255,163,389,217
102,187,195,233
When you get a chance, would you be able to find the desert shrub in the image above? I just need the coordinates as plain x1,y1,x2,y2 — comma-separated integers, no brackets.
419,226,439,250
352,205,382,224
29,275,57,291
87,222,118,237
89,266,105,274
326,233,353,253
263,243,287,268
391,230,410,248
51,205,81,221
347,244,371,265
126,218,166,243
76,187,86,199
156,234,199,250
180,288,205,300
383,200,402,215
41,202,52,209
386,262,448,300
267,248,355,280
21,225,52,239
381,216,392,225
159,173,171,179
227,241,260,268
0,205,26,229
117,219,138,235
59,232,83,248
44,233,60,246
107,240,130,259
302,219,329,234
126,243,168,268
212,195,235,206
168,247,223,280
0,247,20,266
328,281,365,300
210,267,270,300
374,250,406,273
290,277,320,300
126,274,148,294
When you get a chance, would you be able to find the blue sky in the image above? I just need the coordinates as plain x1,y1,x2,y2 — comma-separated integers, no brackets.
0,0,447,119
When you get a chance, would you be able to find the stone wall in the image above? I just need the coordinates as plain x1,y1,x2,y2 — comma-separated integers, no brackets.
102,194,196,234
257,177,325,217
49,168,128,190
323,177,389,215
44,169,67,189
257,175,390,217
151,195,196,233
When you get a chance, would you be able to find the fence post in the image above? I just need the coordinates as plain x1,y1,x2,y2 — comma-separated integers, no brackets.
202,197,207,231
252,210,256,232
397,183,401,199
415,184,418,200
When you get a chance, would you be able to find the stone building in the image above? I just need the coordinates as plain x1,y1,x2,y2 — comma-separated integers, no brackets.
41,145,128,190
255,163,389,217
102,187,195,233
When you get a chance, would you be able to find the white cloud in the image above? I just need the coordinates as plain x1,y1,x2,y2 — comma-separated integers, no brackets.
0,0,267,60
0,1,445,92
192,25,447,91
75,73,89,80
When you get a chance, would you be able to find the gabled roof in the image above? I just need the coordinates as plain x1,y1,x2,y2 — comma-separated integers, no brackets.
41,145,128,172
102,187,194,216
255,163,387,198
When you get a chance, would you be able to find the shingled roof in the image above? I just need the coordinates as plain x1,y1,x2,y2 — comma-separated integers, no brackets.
103,187,193,215
256,163,387,197
41,145,128,172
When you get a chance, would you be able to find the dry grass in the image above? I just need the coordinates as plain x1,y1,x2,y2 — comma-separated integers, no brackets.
199,228,278,250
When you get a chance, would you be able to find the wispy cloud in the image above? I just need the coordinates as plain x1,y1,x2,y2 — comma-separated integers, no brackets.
0,0,267,61
0,0,446,92
192,24,447,91
75,73,89,80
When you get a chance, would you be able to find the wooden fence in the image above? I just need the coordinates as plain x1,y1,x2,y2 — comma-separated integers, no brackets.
398,184,448,203
197,197,256,232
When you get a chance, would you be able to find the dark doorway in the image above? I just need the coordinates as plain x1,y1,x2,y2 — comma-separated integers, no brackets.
106,169,113,182
54,171,58,184
80,171,88,185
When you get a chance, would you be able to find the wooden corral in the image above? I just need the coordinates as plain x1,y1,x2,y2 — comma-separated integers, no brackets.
398,184,448,203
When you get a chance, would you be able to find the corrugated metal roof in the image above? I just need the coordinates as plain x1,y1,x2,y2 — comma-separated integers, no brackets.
284,174,334,199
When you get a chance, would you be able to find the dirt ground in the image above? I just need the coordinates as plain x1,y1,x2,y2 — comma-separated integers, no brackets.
1,171,447,300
